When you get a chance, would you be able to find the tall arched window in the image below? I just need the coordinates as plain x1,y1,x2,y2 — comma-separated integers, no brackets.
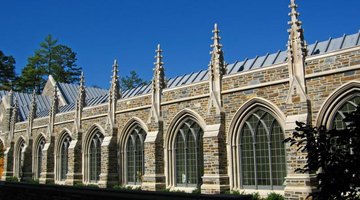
58,134,71,181
126,126,146,185
89,131,103,182
35,136,46,179
15,138,25,178
240,109,286,189
174,118,203,187
332,96,360,129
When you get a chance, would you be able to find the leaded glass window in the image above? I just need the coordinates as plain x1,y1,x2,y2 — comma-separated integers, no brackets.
89,132,103,182
126,126,146,185
175,119,203,187
240,109,286,189
332,96,360,129
36,137,46,179
60,135,71,181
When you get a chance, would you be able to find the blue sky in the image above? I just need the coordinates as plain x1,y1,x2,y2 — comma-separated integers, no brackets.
1,0,360,89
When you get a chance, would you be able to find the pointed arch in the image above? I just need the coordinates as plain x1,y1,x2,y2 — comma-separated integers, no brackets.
14,136,26,178
83,123,105,183
316,81,360,128
118,117,148,185
55,129,72,182
33,133,46,179
227,97,286,191
165,109,205,189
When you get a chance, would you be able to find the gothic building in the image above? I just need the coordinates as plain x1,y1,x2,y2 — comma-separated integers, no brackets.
1,0,360,199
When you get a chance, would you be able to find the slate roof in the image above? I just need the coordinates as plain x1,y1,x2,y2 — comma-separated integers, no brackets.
1,31,359,122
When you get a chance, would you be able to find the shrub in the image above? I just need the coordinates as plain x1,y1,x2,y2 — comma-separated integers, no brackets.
266,192,284,200
191,188,201,194
6,176,19,182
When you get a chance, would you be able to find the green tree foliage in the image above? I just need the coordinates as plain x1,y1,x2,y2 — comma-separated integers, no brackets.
16,34,81,93
120,70,148,92
0,50,16,90
285,106,360,200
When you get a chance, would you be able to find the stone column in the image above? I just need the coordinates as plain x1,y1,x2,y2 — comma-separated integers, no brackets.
284,100,316,199
65,133,83,185
142,121,165,191
39,137,55,184
21,139,33,182
201,112,229,194
98,128,118,188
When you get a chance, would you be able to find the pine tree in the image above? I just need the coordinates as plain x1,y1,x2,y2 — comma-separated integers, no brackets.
120,70,148,92
0,50,16,90
16,34,81,93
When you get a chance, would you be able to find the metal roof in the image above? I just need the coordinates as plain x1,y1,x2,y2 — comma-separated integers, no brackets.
1,31,359,122
57,82,108,104
0,91,52,121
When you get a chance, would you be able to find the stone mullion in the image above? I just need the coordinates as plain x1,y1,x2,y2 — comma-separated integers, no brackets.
142,121,165,191
1,142,14,180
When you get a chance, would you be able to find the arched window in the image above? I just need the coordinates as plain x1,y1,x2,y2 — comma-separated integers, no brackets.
35,136,46,179
58,134,71,181
240,109,286,189
332,96,360,129
15,138,25,178
126,126,146,185
89,131,103,182
174,118,203,187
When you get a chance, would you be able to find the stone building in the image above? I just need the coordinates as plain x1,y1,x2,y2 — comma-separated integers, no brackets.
1,0,360,199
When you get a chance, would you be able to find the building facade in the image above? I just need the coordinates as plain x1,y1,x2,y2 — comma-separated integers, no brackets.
1,0,360,199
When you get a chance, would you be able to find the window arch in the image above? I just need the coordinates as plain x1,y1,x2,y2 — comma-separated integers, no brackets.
14,138,26,178
331,95,360,129
126,125,146,185
237,108,286,190
173,118,203,188
34,136,46,179
56,133,71,182
86,130,103,183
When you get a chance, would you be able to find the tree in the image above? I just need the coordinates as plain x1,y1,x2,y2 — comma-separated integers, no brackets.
0,50,16,90
285,107,360,200
16,34,81,93
120,70,148,92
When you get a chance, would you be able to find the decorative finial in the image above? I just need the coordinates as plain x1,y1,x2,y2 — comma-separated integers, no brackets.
110,59,120,98
153,44,165,89
80,71,85,89
286,0,308,103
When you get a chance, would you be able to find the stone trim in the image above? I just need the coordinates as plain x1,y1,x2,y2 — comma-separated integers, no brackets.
305,64,360,79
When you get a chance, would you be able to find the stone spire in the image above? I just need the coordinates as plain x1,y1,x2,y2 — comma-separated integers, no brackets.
208,23,226,114
74,72,86,133
27,89,37,137
9,98,18,141
149,44,166,123
286,0,308,103
47,85,58,138
106,59,120,130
